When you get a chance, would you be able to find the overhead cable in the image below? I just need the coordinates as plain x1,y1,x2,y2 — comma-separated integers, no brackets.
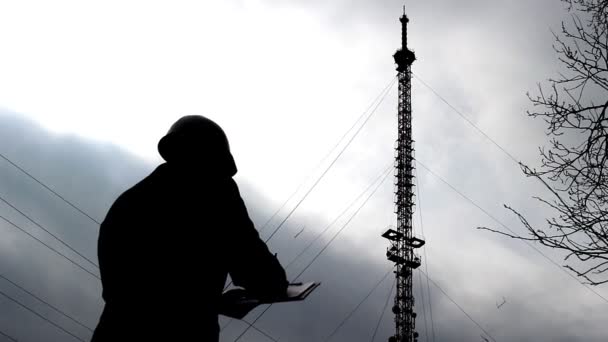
233,165,393,342
418,269,497,342
241,318,280,342
258,77,397,236
0,194,99,269
263,77,397,244
0,214,99,279
0,152,101,225
0,274,94,331
412,73,519,165
293,166,393,280
284,162,394,270
0,329,18,342
414,165,436,342
416,268,429,342
323,267,394,342
0,288,85,341
224,78,396,294
370,278,396,342
415,159,608,305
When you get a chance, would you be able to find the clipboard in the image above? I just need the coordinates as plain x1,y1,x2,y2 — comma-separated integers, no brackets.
219,282,321,319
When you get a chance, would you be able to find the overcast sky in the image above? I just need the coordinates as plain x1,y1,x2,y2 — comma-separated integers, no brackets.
0,0,607,341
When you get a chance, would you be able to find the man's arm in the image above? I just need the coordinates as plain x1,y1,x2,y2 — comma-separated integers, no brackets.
224,180,288,299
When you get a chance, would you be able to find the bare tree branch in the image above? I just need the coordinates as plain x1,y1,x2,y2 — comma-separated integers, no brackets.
485,0,608,285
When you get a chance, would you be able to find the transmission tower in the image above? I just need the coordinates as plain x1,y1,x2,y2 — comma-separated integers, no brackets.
381,7,424,342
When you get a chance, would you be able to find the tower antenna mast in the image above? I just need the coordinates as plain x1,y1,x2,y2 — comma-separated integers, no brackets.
381,6,424,342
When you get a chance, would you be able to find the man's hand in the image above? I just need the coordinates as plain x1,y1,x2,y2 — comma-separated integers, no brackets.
218,288,260,319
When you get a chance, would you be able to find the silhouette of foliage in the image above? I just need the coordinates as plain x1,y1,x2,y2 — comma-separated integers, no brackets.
482,0,608,285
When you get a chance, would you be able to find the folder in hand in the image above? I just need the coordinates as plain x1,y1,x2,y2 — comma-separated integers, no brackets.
219,282,320,319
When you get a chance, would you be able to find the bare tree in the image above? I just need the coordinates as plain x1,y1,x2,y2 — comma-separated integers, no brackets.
481,0,608,285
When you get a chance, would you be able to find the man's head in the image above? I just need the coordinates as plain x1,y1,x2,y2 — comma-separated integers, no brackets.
158,115,237,176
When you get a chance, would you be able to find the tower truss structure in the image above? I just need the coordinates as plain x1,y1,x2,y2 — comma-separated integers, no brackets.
381,8,424,342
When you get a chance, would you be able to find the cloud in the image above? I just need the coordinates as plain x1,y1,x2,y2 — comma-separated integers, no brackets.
1,1,608,342
1,99,607,342
0,111,397,341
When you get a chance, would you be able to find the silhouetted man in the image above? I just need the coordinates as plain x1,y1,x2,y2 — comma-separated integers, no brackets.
91,116,288,341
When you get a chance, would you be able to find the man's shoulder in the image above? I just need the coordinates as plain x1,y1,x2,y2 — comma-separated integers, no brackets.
104,165,167,215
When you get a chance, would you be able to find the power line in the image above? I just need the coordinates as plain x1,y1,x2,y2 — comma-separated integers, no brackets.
284,162,394,270
414,166,436,342
0,79,395,252
0,194,99,269
416,268,429,342
418,268,497,342
224,78,396,293
232,165,393,341
0,274,93,332
412,73,519,165
414,71,608,301
0,329,18,342
257,77,397,237
415,63,608,333
415,159,608,304
293,166,393,281
225,164,392,336
323,267,394,342
263,77,396,244
0,188,272,340
241,318,280,342
5,90,395,340
232,305,273,342
0,152,101,225
370,277,395,342
0,213,100,279
0,288,85,341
